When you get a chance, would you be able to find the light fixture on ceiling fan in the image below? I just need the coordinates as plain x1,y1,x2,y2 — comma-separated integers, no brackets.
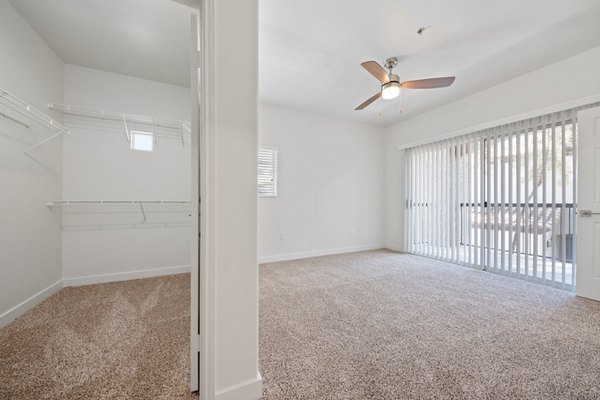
355,57,455,110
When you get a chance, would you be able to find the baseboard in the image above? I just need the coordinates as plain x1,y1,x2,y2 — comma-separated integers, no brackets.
258,244,384,264
0,266,190,328
63,264,191,287
0,279,63,328
215,373,263,400
384,243,404,252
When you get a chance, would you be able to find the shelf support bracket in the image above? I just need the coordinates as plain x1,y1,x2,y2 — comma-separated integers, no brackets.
139,201,147,224
179,121,185,146
123,114,130,142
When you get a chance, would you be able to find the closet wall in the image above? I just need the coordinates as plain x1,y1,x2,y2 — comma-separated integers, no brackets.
61,65,192,284
0,0,64,326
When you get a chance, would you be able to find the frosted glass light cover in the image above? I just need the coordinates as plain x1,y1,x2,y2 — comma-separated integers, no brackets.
381,82,400,100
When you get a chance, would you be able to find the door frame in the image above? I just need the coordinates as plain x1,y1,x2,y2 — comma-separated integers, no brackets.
575,106,600,301
190,1,216,399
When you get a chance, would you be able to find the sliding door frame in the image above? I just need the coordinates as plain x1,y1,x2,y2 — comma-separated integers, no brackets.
404,101,600,290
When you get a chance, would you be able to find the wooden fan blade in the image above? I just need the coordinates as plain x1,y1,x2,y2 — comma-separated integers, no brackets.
355,92,382,110
361,61,390,84
400,76,455,89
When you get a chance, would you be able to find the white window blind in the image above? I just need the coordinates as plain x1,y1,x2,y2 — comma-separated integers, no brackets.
258,147,278,197
405,103,599,290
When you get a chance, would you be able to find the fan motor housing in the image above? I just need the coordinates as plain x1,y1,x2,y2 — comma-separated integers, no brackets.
388,73,400,84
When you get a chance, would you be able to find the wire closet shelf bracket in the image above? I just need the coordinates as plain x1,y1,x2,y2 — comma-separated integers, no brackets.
0,88,70,155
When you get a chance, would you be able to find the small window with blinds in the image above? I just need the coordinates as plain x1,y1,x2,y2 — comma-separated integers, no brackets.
258,147,278,197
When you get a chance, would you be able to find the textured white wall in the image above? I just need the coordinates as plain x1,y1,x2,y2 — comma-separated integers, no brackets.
62,65,191,280
384,46,600,251
0,0,65,325
258,103,385,262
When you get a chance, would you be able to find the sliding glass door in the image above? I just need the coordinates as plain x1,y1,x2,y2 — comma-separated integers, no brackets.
404,107,587,290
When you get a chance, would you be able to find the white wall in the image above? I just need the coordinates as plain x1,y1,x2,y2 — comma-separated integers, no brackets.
0,0,65,326
211,0,261,398
62,65,191,283
384,46,600,251
258,103,385,262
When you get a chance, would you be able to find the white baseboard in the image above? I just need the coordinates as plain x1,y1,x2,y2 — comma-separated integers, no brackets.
215,373,263,400
62,264,191,287
384,243,404,252
0,279,63,328
258,244,384,264
0,265,190,328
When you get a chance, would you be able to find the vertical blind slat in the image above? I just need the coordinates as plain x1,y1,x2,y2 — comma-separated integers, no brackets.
506,124,514,275
493,129,499,270
542,116,548,283
571,115,578,287
500,127,506,272
551,120,557,283
451,140,456,262
516,122,522,276
467,140,473,265
524,123,530,278
486,130,492,270
480,134,486,268
533,119,539,280
561,115,567,287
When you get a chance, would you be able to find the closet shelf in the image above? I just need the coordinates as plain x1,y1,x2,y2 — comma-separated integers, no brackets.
46,200,191,224
0,88,70,155
48,103,191,146
0,111,30,128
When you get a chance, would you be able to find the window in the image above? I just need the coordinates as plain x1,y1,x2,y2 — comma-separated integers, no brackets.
258,147,278,197
404,107,586,290
130,131,154,152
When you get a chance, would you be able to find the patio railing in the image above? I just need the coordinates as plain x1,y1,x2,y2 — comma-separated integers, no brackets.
458,202,574,262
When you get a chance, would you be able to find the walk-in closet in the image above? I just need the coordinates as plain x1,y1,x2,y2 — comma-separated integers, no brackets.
0,0,202,397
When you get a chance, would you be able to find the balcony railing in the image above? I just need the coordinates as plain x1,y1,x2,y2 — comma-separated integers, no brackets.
458,202,574,262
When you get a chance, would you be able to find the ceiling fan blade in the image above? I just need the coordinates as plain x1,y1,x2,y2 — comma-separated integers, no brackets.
355,92,382,110
400,76,455,89
361,61,390,84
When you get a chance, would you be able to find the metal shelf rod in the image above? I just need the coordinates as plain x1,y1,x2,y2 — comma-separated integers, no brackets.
46,200,192,224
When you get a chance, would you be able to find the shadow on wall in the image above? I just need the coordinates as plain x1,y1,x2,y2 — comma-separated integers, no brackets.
0,123,61,175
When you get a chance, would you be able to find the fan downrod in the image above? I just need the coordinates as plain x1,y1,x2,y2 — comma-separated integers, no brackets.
384,57,398,72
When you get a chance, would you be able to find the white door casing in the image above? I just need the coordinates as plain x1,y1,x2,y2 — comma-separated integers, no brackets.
190,10,201,392
191,1,216,398
576,106,600,302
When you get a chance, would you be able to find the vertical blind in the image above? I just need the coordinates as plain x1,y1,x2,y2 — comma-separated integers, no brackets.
258,147,278,197
405,104,598,290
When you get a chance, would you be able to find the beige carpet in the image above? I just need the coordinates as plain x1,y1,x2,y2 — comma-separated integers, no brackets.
0,274,197,399
4,252,600,399
260,250,600,399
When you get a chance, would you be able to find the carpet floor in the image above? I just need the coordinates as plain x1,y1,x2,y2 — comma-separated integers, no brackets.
0,274,197,399
260,250,600,399
4,251,600,399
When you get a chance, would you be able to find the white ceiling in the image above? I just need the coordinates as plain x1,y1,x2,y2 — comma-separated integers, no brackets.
260,0,600,126
10,0,600,126
9,0,192,87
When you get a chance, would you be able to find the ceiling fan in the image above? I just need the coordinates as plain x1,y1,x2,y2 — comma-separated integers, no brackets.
355,57,455,110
